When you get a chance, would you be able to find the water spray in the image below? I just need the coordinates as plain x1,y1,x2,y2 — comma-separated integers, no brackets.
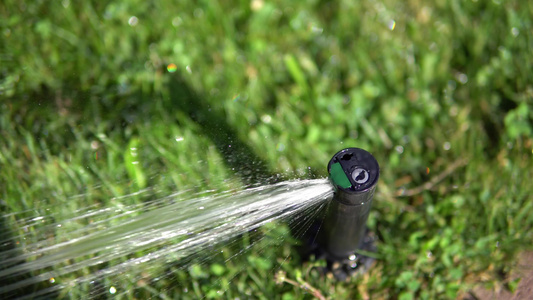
318,147,379,279
0,180,334,299
0,146,378,297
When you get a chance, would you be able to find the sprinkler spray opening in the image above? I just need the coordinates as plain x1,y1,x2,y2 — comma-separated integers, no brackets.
352,168,369,184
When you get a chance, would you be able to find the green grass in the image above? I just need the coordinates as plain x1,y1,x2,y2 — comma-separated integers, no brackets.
1,0,533,298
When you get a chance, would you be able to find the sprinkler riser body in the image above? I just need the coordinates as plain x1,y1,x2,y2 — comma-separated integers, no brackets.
322,147,379,260
322,187,376,258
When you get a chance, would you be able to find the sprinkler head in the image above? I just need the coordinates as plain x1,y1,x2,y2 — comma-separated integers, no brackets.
320,147,379,278
327,148,379,205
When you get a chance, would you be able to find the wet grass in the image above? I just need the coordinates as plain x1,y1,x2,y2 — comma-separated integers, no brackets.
1,0,533,298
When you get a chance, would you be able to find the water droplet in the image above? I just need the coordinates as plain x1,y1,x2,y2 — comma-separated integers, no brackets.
388,20,396,30
310,25,323,34
175,136,184,142
455,73,468,84
261,115,272,124
395,145,404,154
349,254,357,261
443,142,451,151
186,65,192,74
398,187,406,196
172,17,183,27
167,63,177,73
109,286,117,294
511,27,519,37
49,277,55,283
194,8,204,18
426,251,433,258
128,16,139,27
198,206,204,210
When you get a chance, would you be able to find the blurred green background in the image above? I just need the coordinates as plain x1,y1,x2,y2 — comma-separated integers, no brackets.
1,0,532,299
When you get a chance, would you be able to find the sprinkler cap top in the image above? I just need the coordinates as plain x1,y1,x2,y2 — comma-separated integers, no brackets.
327,148,379,193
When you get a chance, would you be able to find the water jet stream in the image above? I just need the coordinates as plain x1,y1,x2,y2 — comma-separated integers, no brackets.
0,179,333,298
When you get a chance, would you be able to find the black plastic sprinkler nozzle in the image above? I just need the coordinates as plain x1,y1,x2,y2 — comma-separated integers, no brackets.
319,147,379,278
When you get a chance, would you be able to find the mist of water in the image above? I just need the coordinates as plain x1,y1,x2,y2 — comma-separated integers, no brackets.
0,179,333,299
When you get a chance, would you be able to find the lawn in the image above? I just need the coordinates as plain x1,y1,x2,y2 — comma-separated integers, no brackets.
1,0,532,299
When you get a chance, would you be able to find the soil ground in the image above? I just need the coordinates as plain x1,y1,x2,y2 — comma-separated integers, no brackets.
472,252,533,300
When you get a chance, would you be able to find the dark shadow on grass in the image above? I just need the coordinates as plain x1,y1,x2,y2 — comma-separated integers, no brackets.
166,74,278,185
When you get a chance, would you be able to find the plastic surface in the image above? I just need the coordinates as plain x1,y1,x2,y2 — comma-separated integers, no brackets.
327,148,379,195
322,147,379,258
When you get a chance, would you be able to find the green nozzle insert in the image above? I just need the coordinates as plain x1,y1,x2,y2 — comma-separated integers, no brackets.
329,162,352,189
